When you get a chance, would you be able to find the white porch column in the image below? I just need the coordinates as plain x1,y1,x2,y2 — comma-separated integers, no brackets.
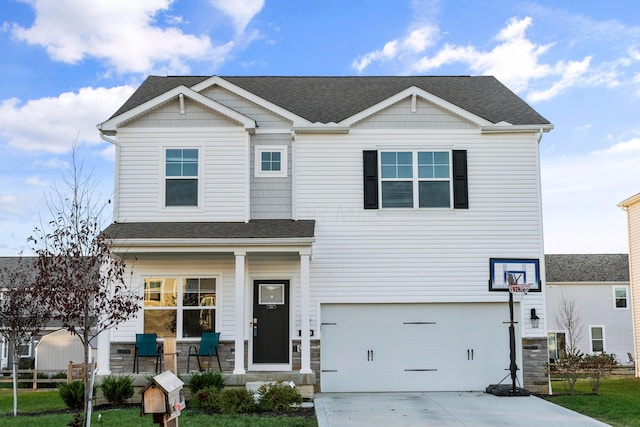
300,250,312,374
96,328,111,375
233,251,247,374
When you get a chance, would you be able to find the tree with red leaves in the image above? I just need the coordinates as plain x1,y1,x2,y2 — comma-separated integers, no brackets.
29,144,140,421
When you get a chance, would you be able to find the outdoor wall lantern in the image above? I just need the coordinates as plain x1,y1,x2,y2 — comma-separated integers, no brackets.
530,308,540,329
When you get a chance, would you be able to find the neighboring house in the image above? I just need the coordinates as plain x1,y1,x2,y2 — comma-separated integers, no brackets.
0,256,89,372
545,254,634,365
96,76,553,393
619,193,640,377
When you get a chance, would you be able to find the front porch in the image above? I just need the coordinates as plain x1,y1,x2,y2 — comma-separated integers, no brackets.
106,339,320,399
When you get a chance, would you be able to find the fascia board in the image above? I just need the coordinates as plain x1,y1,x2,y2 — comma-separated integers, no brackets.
98,85,256,132
481,124,554,134
618,192,640,208
190,76,312,127
341,86,494,128
109,237,314,252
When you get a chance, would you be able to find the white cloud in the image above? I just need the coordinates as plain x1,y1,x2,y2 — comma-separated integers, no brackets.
353,25,438,73
25,175,50,187
0,85,135,153
541,139,640,253
10,0,234,75
209,0,264,34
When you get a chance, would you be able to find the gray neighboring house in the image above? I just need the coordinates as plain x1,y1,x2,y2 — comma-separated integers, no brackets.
0,257,87,372
545,254,634,365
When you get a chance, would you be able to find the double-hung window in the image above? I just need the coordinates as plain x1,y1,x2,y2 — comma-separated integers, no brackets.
590,326,605,353
613,286,629,309
143,277,217,339
380,151,451,208
165,148,198,206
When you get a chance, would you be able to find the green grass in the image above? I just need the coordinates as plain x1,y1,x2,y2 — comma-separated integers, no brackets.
545,377,640,427
0,389,317,426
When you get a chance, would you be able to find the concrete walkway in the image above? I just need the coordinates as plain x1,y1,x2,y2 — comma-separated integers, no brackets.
314,392,610,426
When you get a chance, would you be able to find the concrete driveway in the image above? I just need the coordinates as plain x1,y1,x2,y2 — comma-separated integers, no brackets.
314,392,610,426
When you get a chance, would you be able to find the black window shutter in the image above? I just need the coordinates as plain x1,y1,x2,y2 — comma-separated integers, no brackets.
363,150,378,209
452,150,468,209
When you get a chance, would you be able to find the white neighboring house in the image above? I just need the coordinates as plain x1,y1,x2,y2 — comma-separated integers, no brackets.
619,192,640,377
545,254,634,365
96,76,553,393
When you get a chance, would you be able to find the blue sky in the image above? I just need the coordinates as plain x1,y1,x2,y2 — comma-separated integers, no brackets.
1,0,640,256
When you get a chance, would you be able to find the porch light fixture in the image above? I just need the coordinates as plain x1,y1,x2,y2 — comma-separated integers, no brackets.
530,308,540,329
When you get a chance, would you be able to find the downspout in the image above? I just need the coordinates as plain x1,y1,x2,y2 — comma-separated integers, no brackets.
97,126,119,222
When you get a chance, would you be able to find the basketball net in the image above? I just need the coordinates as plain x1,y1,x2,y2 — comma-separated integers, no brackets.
508,283,531,301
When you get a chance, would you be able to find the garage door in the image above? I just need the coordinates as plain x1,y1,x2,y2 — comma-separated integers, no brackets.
320,303,518,392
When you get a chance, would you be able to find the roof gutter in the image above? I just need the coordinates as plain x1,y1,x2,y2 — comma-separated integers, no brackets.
480,124,554,134
97,123,117,144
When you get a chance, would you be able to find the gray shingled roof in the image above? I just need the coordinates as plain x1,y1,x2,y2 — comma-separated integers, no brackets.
545,254,629,282
103,220,315,240
110,76,550,126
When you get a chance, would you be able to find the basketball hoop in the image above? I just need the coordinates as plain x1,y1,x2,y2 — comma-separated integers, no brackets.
508,283,531,301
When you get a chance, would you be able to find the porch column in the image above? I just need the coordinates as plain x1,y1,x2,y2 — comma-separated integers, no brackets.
300,250,312,374
96,328,111,375
233,251,247,375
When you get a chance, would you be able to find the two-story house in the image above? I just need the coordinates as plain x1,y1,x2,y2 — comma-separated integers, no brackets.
96,76,553,394
545,254,634,365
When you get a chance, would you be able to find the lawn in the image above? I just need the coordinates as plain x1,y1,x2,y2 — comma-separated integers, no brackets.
0,390,317,426
545,377,640,427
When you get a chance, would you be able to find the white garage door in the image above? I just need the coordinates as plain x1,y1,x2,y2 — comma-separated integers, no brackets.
320,303,519,392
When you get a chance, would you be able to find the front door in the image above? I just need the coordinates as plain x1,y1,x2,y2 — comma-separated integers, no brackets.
252,280,290,364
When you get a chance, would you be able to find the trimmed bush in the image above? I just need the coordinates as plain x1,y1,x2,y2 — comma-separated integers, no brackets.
58,380,85,410
218,388,256,414
187,370,224,394
100,375,134,406
190,385,221,411
257,382,302,412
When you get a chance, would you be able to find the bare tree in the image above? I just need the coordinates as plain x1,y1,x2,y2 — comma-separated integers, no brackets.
29,143,140,421
0,257,49,416
553,291,585,355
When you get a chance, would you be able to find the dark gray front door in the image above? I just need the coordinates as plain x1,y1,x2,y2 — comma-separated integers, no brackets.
253,280,289,364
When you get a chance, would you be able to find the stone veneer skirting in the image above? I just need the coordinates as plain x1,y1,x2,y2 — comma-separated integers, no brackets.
522,337,549,394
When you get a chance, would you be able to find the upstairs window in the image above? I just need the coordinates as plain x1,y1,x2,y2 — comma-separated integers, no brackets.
255,146,287,177
380,151,451,208
613,287,629,309
165,148,198,206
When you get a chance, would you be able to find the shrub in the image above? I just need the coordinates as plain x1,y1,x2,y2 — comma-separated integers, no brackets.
217,388,256,414
100,375,134,406
583,352,616,394
551,351,584,394
189,385,221,411
256,381,302,412
187,370,224,394
58,380,85,410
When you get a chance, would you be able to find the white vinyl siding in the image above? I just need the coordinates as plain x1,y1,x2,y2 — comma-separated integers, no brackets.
295,128,545,336
353,97,477,130
115,128,249,222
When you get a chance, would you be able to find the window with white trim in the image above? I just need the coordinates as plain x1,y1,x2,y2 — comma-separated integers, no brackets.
590,326,605,353
548,331,566,362
380,151,451,208
143,277,216,339
255,146,287,177
165,148,198,206
613,286,629,309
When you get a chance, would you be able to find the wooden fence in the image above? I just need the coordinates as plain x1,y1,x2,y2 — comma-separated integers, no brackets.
0,362,92,389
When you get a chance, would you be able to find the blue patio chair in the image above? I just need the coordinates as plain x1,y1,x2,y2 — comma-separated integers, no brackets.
133,333,162,373
187,332,221,372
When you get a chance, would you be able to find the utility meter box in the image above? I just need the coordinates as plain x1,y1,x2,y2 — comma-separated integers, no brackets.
140,371,185,425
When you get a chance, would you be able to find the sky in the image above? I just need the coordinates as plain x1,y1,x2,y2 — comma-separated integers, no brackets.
1,0,640,256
